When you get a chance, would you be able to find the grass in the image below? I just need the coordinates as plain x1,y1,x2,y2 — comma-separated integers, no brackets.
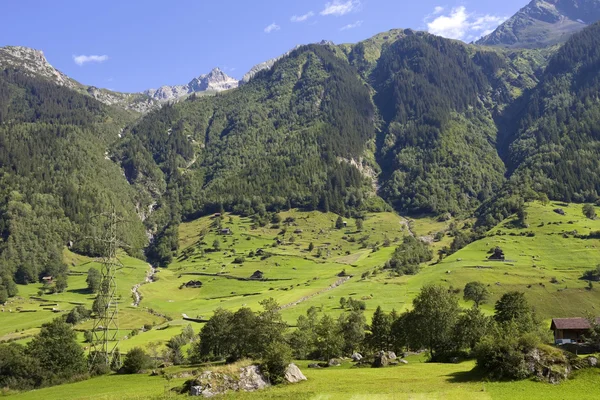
4,202,600,398
8,358,600,400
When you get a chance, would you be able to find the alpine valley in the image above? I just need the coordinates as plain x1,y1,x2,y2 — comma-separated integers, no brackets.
2,0,600,399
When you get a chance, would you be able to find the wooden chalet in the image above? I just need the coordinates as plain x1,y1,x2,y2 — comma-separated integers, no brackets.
550,317,600,344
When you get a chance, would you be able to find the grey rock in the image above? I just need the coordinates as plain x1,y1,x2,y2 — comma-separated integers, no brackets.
387,351,397,360
351,352,363,361
284,363,307,383
144,67,238,102
328,358,341,367
399,359,408,364
586,356,598,367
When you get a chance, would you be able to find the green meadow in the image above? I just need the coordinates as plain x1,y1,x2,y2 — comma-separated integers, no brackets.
3,201,600,398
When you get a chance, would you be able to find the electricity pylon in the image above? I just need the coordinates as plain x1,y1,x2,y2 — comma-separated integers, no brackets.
89,210,125,371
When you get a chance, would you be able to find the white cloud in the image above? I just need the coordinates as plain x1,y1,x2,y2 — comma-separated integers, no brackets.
320,0,361,16
425,6,507,41
264,23,281,33
291,11,314,22
433,6,445,15
73,54,109,66
340,20,363,31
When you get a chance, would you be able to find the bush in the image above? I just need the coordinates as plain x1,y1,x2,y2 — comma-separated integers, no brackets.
261,341,292,384
121,347,151,374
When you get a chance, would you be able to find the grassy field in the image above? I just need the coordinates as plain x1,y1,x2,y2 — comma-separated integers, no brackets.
8,357,600,400
3,202,600,398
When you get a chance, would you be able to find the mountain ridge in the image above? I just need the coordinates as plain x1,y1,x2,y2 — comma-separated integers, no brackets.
476,0,600,48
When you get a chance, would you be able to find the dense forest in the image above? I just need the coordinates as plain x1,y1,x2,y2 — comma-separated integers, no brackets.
0,69,147,295
1,21,600,285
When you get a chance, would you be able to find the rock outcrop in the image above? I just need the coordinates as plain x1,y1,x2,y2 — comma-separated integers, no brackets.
144,67,238,101
284,363,307,383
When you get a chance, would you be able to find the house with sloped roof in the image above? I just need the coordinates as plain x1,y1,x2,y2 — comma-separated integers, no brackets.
550,317,600,344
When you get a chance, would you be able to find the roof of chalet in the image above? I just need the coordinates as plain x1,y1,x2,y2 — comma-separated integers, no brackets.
551,317,600,330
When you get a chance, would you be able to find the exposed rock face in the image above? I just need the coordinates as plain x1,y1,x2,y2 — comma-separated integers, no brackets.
284,363,307,383
189,365,269,397
144,67,238,101
0,45,158,113
476,0,600,48
0,46,76,89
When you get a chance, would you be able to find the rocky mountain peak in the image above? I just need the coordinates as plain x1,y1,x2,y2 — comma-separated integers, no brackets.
476,0,600,48
144,67,238,102
0,45,75,88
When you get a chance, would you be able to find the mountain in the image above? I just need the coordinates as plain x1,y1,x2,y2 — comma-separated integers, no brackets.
477,0,600,48
144,67,238,101
0,45,158,113
0,67,148,293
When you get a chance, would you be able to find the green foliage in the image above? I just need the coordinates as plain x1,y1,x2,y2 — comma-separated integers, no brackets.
27,318,86,385
121,347,151,374
583,204,597,220
261,341,292,385
463,281,490,307
0,69,147,288
385,236,433,275
405,285,460,360
86,268,102,293
368,306,391,351
374,35,505,215
494,291,537,333
582,265,600,281
65,305,92,325
335,216,344,230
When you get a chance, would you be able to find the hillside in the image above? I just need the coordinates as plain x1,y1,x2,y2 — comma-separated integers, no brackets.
0,68,148,296
477,0,600,48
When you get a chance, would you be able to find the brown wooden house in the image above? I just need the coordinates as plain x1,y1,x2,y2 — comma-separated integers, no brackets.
550,317,600,344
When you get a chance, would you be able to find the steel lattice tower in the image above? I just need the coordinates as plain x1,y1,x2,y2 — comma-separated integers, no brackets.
89,210,123,371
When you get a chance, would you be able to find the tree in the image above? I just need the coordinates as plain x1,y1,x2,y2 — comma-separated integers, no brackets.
315,314,342,360
335,215,344,230
122,347,151,374
255,298,286,356
494,291,536,333
212,239,221,251
0,287,7,304
195,308,233,361
86,268,102,293
261,341,292,384
369,306,391,351
308,242,314,252
583,204,597,220
0,343,40,390
355,218,364,231
289,307,318,359
407,285,459,360
53,275,68,293
65,305,91,325
463,281,489,307
338,310,366,354
27,318,86,384
453,307,492,351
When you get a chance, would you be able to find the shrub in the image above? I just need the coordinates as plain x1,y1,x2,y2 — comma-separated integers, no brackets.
121,347,151,374
261,341,292,384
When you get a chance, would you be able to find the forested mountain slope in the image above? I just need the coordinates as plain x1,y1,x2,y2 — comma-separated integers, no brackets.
0,69,147,295
506,21,600,201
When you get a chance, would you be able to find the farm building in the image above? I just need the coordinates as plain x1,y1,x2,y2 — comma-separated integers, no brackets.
220,228,232,235
550,317,600,344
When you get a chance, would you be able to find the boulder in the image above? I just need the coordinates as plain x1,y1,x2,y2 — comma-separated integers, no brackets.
190,386,203,396
399,359,408,364
372,351,389,368
387,351,397,360
351,352,363,362
284,363,307,383
586,356,598,367
307,363,321,369
238,365,270,391
328,358,341,367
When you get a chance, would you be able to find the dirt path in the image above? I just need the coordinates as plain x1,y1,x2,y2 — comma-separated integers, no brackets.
131,264,157,307
279,276,351,311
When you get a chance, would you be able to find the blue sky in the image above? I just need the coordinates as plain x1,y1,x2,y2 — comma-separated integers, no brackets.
1,0,529,93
